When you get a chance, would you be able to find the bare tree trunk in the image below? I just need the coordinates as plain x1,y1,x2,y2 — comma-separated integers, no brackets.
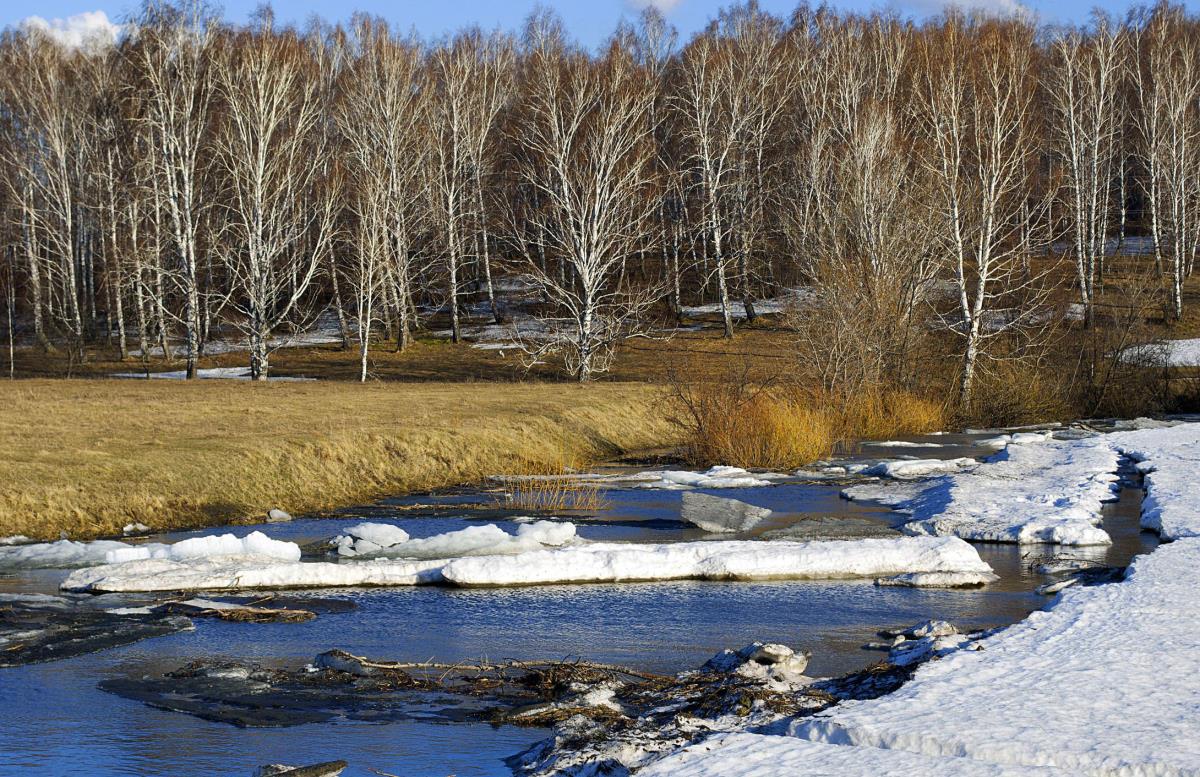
327,251,350,350
477,185,500,324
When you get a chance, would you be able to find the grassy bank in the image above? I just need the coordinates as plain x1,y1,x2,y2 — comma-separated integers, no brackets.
0,380,677,541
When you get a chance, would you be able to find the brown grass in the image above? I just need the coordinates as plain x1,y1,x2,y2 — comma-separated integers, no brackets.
0,380,676,540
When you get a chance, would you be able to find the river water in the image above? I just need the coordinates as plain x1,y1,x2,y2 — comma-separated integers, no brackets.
0,433,1158,777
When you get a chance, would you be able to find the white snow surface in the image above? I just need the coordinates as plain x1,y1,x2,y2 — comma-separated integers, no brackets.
1111,425,1200,540
653,423,1200,777
844,435,1119,545
61,535,991,593
641,733,1073,776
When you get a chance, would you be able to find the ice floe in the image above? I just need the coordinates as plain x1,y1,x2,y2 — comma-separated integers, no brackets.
0,539,133,569
330,522,411,557
103,531,301,564
844,436,1119,545
631,466,777,489
437,536,992,588
332,521,576,559
62,535,992,593
862,457,977,479
0,531,300,570
875,571,997,588
679,492,772,533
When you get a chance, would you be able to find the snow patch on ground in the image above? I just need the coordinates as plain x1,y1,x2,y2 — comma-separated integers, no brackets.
111,367,314,381
844,436,1119,545
681,288,812,318
1121,338,1200,367
62,535,992,593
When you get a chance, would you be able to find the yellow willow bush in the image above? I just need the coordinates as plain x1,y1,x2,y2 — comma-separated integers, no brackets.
670,374,947,469
839,389,948,441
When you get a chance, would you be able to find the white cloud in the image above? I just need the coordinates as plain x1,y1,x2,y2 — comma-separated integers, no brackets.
20,10,121,51
909,0,1031,18
626,0,684,13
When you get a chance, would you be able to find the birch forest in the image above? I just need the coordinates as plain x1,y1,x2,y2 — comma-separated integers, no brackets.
2,0,1198,415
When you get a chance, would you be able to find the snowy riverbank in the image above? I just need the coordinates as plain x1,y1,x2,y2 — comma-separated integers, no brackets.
642,423,1200,777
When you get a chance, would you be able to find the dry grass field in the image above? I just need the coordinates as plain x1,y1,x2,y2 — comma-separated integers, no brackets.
0,380,676,540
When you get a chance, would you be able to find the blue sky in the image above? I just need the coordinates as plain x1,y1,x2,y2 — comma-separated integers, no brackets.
6,0,1200,47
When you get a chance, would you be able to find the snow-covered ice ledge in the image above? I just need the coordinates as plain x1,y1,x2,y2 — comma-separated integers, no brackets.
645,423,1200,777
843,434,1120,545
61,536,992,593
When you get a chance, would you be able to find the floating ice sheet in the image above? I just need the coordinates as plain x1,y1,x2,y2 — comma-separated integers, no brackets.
62,535,993,593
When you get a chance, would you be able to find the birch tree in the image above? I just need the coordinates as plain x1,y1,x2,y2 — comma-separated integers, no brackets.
1132,5,1200,321
1048,15,1126,329
673,10,784,337
211,15,334,380
129,1,217,378
337,18,427,378
512,34,661,381
917,15,1054,409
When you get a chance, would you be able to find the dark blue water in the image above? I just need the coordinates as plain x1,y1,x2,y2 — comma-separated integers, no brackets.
0,433,1158,777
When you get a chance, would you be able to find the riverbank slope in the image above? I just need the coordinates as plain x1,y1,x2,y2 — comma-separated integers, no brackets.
643,423,1200,777
0,380,677,541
